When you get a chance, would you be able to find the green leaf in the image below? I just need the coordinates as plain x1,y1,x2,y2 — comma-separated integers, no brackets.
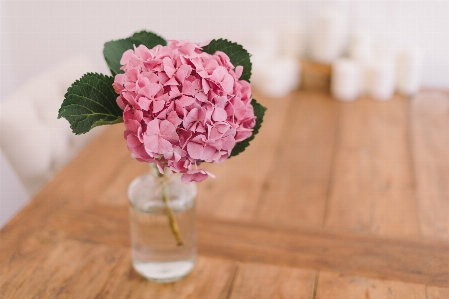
58,73,123,135
103,30,167,76
230,99,267,157
202,39,252,82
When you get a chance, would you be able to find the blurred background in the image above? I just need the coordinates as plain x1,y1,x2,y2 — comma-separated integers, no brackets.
1,0,448,227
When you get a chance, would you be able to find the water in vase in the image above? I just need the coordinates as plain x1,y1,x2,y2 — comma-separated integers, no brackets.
128,172,197,283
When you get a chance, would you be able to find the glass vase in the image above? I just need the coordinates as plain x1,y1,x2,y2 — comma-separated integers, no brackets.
128,165,197,282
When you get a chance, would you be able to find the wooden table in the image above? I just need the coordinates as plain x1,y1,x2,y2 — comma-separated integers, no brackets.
1,90,449,298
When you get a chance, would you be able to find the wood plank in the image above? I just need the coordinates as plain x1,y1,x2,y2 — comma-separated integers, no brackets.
197,92,292,220
2,239,124,299
315,272,426,299
253,91,339,227
95,157,148,207
427,287,449,299
197,217,449,288
411,91,449,240
325,96,420,237
45,204,130,247
40,203,449,288
229,262,315,299
0,200,63,260
0,233,57,298
99,255,236,299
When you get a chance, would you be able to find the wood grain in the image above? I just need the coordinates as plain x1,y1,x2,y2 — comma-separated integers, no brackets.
36,199,449,288
197,217,449,288
99,255,237,299
318,95,422,299
228,262,316,299
315,272,427,299
411,91,449,240
427,287,449,299
0,232,57,298
3,239,124,299
254,91,339,227
325,96,420,237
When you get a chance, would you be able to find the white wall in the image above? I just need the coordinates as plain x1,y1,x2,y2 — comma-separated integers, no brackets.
1,1,448,102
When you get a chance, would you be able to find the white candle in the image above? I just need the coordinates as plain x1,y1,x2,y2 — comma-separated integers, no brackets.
348,29,374,96
253,57,300,98
309,10,347,63
331,59,360,101
366,59,395,101
396,48,423,96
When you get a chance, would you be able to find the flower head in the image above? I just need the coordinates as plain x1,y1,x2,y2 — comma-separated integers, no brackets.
115,41,256,182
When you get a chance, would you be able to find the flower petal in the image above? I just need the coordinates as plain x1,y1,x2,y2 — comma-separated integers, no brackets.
159,120,179,144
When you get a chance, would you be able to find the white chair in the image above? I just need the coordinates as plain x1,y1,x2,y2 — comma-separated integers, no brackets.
0,56,100,195
0,148,29,228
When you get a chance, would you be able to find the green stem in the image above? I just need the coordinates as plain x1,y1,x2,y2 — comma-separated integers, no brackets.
157,168,184,247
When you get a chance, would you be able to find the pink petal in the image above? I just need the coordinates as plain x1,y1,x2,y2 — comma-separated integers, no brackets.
143,134,160,153
178,95,195,107
210,66,226,82
195,92,207,102
202,146,217,161
178,129,192,148
124,119,140,132
158,138,173,154
202,78,210,94
146,119,160,136
164,77,179,86
235,130,253,142
181,169,215,183
169,88,182,100
163,57,176,78
235,65,243,79
126,133,142,147
221,73,234,94
157,72,169,84
183,108,199,129
139,82,162,99
214,96,228,107
116,96,126,110
138,97,151,110
175,65,192,83
221,135,236,151
152,100,166,113
182,79,200,96
210,66,234,94
134,45,151,61
120,49,135,65
186,142,203,159
167,111,182,127
212,107,227,121
122,91,138,107
159,120,179,144
125,68,139,82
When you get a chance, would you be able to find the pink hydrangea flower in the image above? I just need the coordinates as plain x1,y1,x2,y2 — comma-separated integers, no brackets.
114,40,256,182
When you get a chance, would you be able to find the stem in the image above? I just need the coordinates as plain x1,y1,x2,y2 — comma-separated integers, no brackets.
157,168,184,247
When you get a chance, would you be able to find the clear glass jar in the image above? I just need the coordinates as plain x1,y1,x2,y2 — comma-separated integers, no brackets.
128,166,197,283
